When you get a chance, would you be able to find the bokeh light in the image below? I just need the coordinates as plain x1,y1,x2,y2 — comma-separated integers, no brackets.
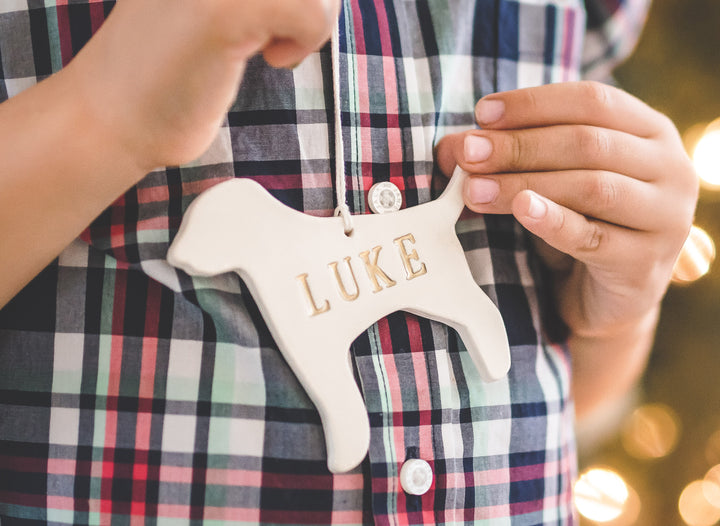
683,122,710,156
575,468,630,523
621,403,680,459
678,480,720,526
672,225,716,284
609,484,641,526
579,0,720,521
693,119,720,189
704,465,720,509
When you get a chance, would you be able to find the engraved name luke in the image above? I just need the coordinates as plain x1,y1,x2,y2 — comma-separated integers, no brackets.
296,233,427,317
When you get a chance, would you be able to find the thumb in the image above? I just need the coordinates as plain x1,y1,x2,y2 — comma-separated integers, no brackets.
434,132,466,178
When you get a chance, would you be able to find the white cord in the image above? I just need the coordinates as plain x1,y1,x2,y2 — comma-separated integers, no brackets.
331,21,354,236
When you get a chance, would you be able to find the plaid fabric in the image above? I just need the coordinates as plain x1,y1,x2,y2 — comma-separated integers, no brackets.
0,0,647,524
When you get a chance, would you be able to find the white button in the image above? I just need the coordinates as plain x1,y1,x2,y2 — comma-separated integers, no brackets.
368,182,402,214
399,458,433,495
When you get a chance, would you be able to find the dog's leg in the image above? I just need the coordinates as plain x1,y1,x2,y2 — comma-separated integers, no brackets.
407,283,510,382
283,336,370,473
448,287,511,382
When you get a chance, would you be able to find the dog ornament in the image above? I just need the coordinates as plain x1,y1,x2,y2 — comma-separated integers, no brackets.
167,166,510,473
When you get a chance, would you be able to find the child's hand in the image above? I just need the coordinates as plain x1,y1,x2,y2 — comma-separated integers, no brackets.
64,0,340,172
435,81,698,341
0,0,340,307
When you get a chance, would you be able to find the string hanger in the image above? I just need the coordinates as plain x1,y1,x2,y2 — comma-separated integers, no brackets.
330,21,354,236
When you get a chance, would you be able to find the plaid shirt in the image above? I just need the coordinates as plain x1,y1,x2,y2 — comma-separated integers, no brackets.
0,0,648,524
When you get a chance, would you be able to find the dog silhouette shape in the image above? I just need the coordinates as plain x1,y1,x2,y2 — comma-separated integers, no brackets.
167,167,510,473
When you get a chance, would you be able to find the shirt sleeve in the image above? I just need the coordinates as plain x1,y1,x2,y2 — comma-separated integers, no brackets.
581,0,652,81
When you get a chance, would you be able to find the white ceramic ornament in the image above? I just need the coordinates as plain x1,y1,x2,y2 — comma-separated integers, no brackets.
167,166,510,473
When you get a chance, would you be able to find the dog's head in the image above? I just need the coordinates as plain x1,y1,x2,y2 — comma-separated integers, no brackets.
167,179,264,277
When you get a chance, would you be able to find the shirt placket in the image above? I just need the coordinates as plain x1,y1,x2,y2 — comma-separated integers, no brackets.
341,0,441,523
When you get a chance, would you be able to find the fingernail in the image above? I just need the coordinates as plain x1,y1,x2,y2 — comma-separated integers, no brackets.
464,135,492,163
527,193,548,219
467,178,500,205
475,99,505,125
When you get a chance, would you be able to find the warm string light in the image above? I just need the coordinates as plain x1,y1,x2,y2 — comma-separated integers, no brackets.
668,433,720,526
703,466,720,508
670,118,720,285
664,428,720,526
673,225,716,284
678,480,720,526
691,119,720,190
670,434,720,526
575,468,627,522
575,411,720,525
575,405,680,524
621,403,680,460
668,118,720,525
574,468,638,524
577,117,720,525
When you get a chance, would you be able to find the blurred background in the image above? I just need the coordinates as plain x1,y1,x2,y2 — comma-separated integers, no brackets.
574,0,720,524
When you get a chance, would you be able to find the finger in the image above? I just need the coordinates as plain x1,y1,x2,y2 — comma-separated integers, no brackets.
510,189,641,268
474,81,673,139
458,125,674,182
262,39,318,68
261,0,339,67
269,0,339,46
464,169,668,232
434,132,465,177
217,0,339,67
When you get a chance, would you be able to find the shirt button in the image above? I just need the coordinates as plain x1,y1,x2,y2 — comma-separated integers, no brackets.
399,458,433,495
368,181,402,214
